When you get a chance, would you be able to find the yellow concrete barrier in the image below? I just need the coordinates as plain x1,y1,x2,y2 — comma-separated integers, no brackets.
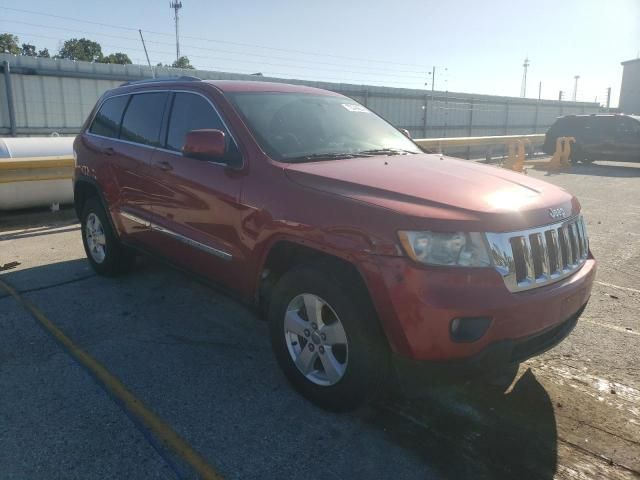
502,139,532,173
0,155,74,184
414,134,545,151
526,137,575,171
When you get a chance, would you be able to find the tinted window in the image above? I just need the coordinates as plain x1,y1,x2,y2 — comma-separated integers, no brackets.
616,118,640,136
89,95,129,138
166,93,227,151
120,92,168,146
589,117,616,137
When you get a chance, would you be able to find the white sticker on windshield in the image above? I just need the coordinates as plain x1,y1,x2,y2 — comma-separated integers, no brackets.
342,103,370,113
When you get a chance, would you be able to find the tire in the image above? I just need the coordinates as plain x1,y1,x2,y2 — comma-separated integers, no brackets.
81,197,135,276
268,264,389,411
571,143,595,164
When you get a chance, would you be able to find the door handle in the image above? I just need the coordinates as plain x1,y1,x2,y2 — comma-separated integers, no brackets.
101,147,115,156
156,160,173,171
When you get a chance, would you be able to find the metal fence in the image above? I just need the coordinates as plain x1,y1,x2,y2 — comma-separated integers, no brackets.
1,53,599,139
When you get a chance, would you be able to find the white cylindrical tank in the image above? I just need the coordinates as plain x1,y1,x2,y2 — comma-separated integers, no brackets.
0,136,75,211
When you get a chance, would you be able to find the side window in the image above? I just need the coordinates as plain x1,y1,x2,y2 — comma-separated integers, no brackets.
595,117,617,137
166,93,228,152
120,92,168,146
89,95,129,138
617,118,640,136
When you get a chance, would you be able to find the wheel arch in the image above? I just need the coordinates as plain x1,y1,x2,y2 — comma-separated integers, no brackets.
256,238,390,345
74,176,119,238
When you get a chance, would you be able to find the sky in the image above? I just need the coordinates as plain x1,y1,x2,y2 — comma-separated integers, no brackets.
0,0,638,107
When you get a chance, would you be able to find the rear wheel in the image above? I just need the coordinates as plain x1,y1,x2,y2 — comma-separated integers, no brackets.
81,197,135,276
268,265,389,411
571,143,594,164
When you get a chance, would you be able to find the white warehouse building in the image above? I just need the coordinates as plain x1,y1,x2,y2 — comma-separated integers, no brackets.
620,58,640,115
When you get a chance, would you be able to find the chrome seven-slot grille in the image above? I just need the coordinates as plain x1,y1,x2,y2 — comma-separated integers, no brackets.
486,215,589,293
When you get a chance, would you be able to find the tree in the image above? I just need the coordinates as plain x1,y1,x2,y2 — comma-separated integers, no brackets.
172,56,194,69
37,48,50,58
21,43,37,56
0,33,20,54
58,38,103,62
101,52,132,65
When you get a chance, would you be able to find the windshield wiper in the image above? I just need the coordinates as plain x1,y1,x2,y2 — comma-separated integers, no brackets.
287,152,370,163
355,148,417,156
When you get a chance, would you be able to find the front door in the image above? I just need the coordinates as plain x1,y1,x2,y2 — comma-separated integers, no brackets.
140,91,246,290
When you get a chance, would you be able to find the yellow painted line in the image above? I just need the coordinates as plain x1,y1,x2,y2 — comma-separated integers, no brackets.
0,277,223,480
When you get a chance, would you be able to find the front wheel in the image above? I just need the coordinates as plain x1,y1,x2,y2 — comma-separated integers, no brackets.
268,265,389,411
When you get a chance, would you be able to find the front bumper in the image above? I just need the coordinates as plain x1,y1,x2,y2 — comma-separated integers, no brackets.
393,303,583,381
359,255,596,362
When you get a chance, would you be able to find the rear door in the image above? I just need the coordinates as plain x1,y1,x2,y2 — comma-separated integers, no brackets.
140,91,246,289
581,116,614,160
111,91,170,241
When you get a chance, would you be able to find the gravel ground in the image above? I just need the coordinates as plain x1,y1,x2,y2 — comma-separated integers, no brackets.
0,159,638,479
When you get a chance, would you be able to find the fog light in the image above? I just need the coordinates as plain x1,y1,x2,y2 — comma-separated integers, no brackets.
450,317,492,343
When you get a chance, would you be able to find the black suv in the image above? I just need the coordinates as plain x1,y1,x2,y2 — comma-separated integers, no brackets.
543,114,640,163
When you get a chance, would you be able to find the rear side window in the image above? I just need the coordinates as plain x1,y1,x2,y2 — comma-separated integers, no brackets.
89,95,129,138
616,118,640,136
120,92,168,146
165,93,227,151
589,117,616,137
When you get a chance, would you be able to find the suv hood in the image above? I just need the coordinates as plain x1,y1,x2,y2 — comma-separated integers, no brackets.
284,153,579,231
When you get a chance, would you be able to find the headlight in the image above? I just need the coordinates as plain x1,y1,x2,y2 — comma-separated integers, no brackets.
398,231,492,267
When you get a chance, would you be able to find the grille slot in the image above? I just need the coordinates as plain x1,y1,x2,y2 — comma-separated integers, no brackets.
487,216,589,292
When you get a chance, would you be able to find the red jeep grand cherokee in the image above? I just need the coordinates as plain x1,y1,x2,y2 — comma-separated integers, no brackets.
74,77,595,410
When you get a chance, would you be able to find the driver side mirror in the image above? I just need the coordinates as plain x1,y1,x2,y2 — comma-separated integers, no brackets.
183,129,226,161
399,128,412,139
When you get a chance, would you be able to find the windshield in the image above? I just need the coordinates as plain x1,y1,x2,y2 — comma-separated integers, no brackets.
226,92,422,162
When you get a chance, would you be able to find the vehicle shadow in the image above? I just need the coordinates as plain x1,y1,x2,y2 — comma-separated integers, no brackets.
539,161,640,178
1,256,559,480
365,368,558,480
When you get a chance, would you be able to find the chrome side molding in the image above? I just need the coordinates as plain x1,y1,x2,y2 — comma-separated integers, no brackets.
119,210,232,262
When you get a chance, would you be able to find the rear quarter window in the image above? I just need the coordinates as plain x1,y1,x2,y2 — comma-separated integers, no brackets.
89,95,129,138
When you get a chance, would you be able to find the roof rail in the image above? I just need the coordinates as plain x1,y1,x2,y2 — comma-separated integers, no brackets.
120,75,202,86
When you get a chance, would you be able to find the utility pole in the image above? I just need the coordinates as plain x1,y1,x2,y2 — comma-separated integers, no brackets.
558,90,564,102
426,65,436,93
138,30,155,78
572,75,580,101
606,87,611,109
170,1,183,62
538,81,542,100
520,56,530,97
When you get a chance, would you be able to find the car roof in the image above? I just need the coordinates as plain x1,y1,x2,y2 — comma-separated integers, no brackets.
203,80,343,96
115,77,343,97
560,114,635,120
